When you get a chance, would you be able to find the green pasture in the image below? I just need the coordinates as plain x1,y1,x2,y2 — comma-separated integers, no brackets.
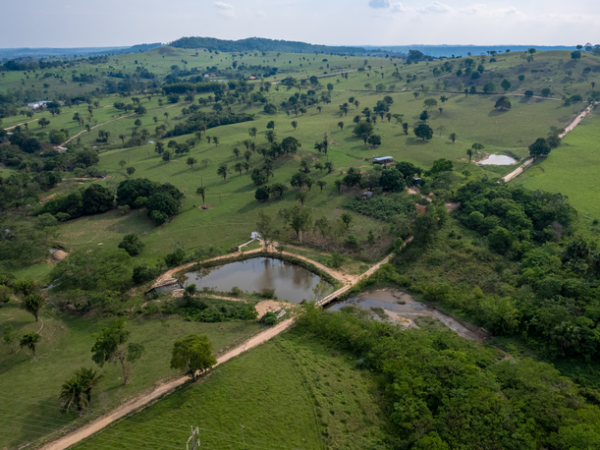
0,301,262,449
515,112,600,222
73,329,388,450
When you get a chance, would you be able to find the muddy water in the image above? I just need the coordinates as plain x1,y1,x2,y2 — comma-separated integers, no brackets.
328,289,480,340
182,257,333,304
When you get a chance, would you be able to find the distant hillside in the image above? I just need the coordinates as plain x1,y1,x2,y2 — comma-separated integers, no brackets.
0,43,162,60
362,44,577,58
169,37,370,55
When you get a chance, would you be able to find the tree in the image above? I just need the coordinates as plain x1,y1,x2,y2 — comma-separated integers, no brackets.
367,135,382,146
91,319,144,386
170,335,217,381
265,130,276,144
118,234,145,256
249,127,257,138
213,136,219,146
291,120,298,130
317,180,327,192
76,367,104,404
340,213,353,229
279,206,312,240
414,124,433,141
472,143,484,152
126,167,136,176
119,160,127,169
82,184,114,214
186,157,198,169
21,294,45,322
353,121,374,144
424,98,438,111
449,133,457,143
217,163,229,181
295,191,307,206
59,376,87,415
425,158,454,177
267,120,276,130
467,149,473,163
196,187,206,204
39,118,50,128
20,332,41,357
402,123,409,135
420,110,429,121
571,51,582,59
337,121,344,131
334,179,342,194
255,186,270,202
501,79,512,92
494,96,512,110
529,137,551,159
162,150,171,162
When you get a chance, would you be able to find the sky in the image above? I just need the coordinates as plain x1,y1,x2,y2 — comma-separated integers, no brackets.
1,0,599,48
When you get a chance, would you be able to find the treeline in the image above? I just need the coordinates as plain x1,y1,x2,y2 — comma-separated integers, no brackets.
169,37,369,55
163,111,254,138
162,80,250,95
296,304,600,449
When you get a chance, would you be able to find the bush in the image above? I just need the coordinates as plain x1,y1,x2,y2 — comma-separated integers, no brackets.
132,265,157,284
118,234,145,257
82,184,114,214
165,249,186,267
262,312,277,325
255,186,270,202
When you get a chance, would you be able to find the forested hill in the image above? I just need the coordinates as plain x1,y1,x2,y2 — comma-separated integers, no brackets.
169,36,370,55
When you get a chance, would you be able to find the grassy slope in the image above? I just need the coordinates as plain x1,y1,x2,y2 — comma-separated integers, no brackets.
72,330,388,450
0,302,261,449
515,113,600,222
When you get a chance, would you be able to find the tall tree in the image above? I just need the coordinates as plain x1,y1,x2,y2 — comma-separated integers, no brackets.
20,332,41,357
196,187,206,204
170,335,217,381
217,163,229,181
186,157,198,169
59,376,87,415
76,367,104,404
21,294,45,322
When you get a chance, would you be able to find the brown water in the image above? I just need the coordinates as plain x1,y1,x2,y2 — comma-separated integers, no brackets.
328,289,480,340
182,257,333,303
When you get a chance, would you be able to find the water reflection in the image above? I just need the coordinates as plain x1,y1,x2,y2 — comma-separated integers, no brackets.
182,257,333,303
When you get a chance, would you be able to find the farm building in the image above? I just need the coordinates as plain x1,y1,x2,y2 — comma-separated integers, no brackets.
373,156,393,165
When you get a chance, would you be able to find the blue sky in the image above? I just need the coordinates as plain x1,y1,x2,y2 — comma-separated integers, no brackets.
1,0,598,48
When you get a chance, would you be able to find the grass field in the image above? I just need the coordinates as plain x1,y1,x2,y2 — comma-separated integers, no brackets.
0,302,262,449
515,112,600,222
72,329,389,450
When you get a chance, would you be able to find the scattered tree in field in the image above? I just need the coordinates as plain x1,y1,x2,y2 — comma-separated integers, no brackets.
59,376,87,415
255,186,270,202
466,149,473,163
402,123,409,135
217,163,229,181
420,110,429,122
501,79,512,92
367,135,382,146
119,134,126,146
233,148,240,159
196,187,207,204
21,294,45,322
338,121,344,131
414,124,433,141
267,120,276,130
449,133,457,143
279,206,312,239
186,157,198,169
325,161,334,174
317,180,328,192
20,332,41,357
249,127,257,138
118,233,145,256
340,213,353,229
39,118,50,128
126,167,136,176
529,138,551,159
235,162,243,176
170,335,217,381
424,98,438,111
295,191,307,206
76,367,104,404
213,136,219,146
334,179,342,194
472,143,484,152
118,160,127,169
91,318,144,386
162,150,171,162
291,121,298,130
494,96,512,110
353,121,374,144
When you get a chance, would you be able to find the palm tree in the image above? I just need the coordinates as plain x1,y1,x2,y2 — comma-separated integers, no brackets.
186,157,198,169
334,179,342,194
317,106,322,113
314,142,323,153
119,134,126,147
340,213,353,229
196,187,206,204
21,294,45,322
217,164,229,181
235,162,243,175
242,161,251,173
325,161,334,173
317,180,328,192
295,191,307,206
243,150,252,162
466,149,473,163
164,112,169,122
20,332,41,357
472,143,484,152
59,376,87,415
76,367,104,404
233,148,240,159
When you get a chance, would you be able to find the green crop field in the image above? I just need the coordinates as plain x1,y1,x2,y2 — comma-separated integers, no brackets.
0,303,262,449
72,329,389,450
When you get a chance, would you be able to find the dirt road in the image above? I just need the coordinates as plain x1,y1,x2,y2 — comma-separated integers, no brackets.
40,319,294,450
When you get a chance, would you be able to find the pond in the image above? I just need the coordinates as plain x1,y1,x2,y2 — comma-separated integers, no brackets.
478,154,517,165
182,257,334,303
328,289,481,340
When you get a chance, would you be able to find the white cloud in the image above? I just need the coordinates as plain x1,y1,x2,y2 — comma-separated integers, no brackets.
214,2,235,18
458,4,524,17
256,10,266,17
417,2,452,13
368,0,391,9
390,2,407,13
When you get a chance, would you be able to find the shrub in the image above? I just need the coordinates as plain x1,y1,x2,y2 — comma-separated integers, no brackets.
118,234,145,257
164,249,186,267
132,265,157,284
262,312,277,325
